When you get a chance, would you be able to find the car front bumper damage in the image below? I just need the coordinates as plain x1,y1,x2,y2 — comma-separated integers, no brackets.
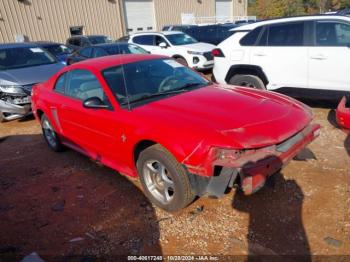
0,91,32,121
187,123,321,197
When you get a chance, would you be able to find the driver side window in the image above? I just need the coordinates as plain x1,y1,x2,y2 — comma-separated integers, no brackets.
316,21,350,46
65,69,110,105
155,36,167,46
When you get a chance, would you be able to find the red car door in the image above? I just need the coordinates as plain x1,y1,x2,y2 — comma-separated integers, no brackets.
53,69,124,169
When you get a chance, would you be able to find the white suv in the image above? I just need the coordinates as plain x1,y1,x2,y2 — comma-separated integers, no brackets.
128,31,216,70
213,15,350,99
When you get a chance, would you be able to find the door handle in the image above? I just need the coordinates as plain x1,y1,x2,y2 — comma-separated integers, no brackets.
310,54,327,60
253,52,266,57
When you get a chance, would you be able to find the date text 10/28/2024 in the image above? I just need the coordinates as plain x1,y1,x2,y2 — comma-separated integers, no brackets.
127,256,220,261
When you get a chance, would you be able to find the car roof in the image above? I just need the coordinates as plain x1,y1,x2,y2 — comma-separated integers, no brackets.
232,14,350,31
33,41,63,46
71,54,166,70
94,43,131,48
0,42,40,49
68,35,106,39
132,31,185,36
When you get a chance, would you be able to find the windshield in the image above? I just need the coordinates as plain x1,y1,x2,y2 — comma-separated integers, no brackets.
0,47,57,70
166,33,198,45
102,58,209,106
45,44,73,56
88,36,110,44
105,44,148,55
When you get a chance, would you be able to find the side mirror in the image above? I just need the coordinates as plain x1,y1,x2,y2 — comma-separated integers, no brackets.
159,42,167,48
83,97,109,109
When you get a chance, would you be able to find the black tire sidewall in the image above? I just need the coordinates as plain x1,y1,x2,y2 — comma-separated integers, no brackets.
229,75,265,90
0,111,4,123
175,57,188,67
137,146,193,212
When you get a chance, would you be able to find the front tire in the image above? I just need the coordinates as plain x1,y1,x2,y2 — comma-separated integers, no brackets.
229,74,266,90
137,144,195,212
0,111,5,123
41,114,64,152
175,57,188,67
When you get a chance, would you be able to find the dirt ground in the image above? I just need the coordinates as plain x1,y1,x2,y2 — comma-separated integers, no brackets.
0,100,349,260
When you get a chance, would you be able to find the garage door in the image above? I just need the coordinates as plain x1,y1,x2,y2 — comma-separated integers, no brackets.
124,0,155,33
216,0,232,21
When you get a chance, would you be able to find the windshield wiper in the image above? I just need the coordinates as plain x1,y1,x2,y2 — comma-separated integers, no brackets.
122,82,207,105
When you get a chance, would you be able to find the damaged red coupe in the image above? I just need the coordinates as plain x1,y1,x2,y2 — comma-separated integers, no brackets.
32,55,320,211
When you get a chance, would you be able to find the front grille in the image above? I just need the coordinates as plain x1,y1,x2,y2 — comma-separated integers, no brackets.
203,52,213,61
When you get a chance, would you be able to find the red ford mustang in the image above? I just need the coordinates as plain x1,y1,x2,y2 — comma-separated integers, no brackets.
32,54,320,211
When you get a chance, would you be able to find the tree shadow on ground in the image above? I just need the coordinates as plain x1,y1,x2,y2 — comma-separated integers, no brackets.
344,134,350,157
0,134,162,260
327,110,350,157
232,170,311,262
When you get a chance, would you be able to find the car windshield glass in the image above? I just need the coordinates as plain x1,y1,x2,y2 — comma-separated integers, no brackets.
105,44,148,55
0,47,57,70
102,58,209,106
166,33,198,45
88,36,110,44
45,44,73,55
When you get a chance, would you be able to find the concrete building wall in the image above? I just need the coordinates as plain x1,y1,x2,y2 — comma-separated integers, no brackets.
0,0,247,43
0,0,125,43
154,0,216,29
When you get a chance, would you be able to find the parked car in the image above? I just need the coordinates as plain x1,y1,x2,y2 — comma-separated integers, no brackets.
336,96,350,129
128,31,216,70
213,15,350,100
34,41,73,65
66,35,112,51
163,24,238,45
117,35,131,43
337,8,350,16
32,54,320,211
66,43,148,65
0,43,65,122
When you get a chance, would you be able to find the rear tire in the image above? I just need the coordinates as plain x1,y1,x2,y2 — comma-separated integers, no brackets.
229,74,266,90
0,111,5,123
137,144,195,212
41,114,64,152
175,57,188,67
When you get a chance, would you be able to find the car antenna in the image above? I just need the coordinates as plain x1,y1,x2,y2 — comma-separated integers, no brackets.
117,43,131,111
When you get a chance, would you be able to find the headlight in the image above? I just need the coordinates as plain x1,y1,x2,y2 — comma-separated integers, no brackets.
187,50,204,55
0,85,26,95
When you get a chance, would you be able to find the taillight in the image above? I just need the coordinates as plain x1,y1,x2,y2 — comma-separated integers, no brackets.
211,48,225,57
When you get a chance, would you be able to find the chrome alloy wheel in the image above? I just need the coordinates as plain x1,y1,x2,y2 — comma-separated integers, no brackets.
143,160,175,204
42,118,57,148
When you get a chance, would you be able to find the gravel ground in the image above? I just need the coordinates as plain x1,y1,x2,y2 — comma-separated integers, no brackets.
0,101,349,260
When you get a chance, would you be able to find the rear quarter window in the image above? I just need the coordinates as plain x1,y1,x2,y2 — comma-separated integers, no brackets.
132,35,154,45
54,73,66,94
240,27,263,46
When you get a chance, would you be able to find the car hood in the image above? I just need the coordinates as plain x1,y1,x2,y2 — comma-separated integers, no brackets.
134,84,313,149
179,42,216,53
0,63,64,87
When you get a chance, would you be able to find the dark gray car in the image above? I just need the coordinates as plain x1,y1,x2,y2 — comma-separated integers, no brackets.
0,43,65,122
